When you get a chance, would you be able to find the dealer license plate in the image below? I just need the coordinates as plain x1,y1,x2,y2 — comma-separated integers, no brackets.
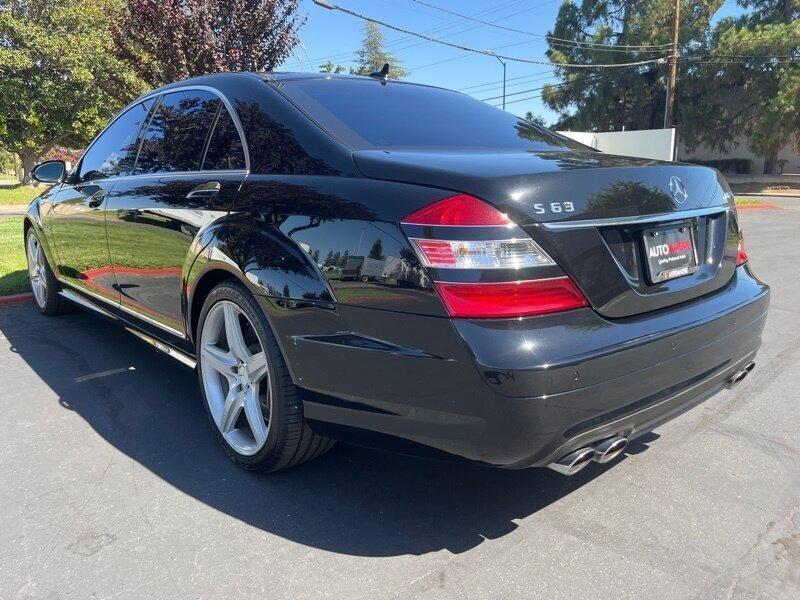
642,222,698,283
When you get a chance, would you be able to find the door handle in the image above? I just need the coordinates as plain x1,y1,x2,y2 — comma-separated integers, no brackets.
186,181,221,200
88,198,104,209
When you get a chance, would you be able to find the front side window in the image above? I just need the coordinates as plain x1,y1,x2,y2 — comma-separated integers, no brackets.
202,107,246,170
136,91,220,174
78,99,154,182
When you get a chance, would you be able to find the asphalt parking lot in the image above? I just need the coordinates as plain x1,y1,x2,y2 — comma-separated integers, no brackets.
1,200,799,600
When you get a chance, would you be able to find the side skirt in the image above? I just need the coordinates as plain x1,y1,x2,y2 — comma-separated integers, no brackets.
58,289,197,370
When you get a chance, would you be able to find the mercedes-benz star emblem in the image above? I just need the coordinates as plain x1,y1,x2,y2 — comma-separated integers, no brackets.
669,176,688,204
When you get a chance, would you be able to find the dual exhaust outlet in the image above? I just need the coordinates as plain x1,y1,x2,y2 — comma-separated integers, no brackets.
724,361,755,390
548,436,629,476
549,361,756,476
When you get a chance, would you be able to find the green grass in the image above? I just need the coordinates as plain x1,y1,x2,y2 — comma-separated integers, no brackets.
734,197,766,206
0,184,39,206
0,217,29,296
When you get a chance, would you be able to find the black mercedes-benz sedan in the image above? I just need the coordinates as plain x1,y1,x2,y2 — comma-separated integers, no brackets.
24,72,769,475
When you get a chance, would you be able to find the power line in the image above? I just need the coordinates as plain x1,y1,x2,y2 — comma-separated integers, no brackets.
409,36,547,71
465,72,558,96
457,69,555,92
312,1,669,69
493,65,653,107
306,0,528,65
407,0,675,50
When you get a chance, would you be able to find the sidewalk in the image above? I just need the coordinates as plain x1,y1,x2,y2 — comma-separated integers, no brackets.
0,204,26,216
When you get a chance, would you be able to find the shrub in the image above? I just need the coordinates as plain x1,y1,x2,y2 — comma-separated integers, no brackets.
686,158,753,174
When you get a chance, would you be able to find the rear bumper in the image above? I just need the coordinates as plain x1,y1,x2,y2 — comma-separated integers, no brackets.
299,266,769,468
455,265,769,467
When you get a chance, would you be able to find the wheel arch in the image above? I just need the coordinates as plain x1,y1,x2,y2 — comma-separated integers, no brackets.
186,265,246,346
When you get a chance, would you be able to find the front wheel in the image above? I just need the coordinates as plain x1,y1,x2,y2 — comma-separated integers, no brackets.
196,280,334,471
25,228,66,316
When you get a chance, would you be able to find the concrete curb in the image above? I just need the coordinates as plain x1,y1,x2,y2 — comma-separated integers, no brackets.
0,204,28,214
736,203,783,211
0,292,33,307
732,192,800,198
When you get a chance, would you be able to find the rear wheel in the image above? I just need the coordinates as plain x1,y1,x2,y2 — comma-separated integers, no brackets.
25,228,66,316
196,280,334,471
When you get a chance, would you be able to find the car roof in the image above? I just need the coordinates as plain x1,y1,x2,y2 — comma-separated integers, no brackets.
142,71,450,98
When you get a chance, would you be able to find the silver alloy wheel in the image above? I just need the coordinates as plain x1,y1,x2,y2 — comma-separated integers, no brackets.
26,234,47,308
199,300,271,456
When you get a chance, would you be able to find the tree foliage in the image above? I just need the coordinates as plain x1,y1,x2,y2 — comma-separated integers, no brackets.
0,0,147,182
368,238,385,260
353,22,408,78
115,0,306,87
319,22,409,78
542,0,722,131
680,0,800,173
542,0,799,172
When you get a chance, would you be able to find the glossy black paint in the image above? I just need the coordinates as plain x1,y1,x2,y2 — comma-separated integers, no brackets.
25,72,769,469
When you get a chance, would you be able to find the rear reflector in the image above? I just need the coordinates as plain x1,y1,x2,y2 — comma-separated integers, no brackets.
435,278,587,319
736,238,748,266
402,194,510,226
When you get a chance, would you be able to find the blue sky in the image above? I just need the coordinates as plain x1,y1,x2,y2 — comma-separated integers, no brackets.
289,0,743,125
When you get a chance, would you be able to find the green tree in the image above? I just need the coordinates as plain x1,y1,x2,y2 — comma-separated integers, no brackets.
115,0,306,87
319,60,349,74
680,0,800,173
541,0,722,131
524,112,548,128
0,0,147,183
368,239,385,260
353,22,408,79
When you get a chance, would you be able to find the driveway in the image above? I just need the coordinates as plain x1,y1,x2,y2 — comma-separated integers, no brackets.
1,207,798,599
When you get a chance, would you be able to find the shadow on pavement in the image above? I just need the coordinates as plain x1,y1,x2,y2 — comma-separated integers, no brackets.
0,303,659,557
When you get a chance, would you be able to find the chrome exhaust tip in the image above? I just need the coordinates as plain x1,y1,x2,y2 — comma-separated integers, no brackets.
592,436,628,464
725,361,755,390
547,447,595,476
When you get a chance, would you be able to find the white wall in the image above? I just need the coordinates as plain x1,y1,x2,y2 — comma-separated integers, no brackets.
558,128,676,162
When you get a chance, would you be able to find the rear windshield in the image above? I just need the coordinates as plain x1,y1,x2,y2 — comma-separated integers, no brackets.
276,78,585,152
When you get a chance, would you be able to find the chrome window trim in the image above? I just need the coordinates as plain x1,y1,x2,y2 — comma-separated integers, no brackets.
136,85,251,172
70,84,250,184
540,205,729,230
60,281,187,339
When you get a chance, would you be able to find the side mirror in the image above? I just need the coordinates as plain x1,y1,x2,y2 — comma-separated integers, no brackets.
32,160,66,184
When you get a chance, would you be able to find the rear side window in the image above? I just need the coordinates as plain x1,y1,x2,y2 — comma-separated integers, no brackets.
279,78,585,152
78,99,154,181
202,107,246,170
136,91,219,174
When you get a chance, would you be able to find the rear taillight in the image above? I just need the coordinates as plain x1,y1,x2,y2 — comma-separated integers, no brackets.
402,194,587,319
402,193,511,226
435,278,587,319
736,236,748,266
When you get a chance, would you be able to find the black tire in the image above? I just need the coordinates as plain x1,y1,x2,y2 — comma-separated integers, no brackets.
25,227,67,316
196,279,335,472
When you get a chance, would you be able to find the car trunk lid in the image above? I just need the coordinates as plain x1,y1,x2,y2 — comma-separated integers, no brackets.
353,149,739,318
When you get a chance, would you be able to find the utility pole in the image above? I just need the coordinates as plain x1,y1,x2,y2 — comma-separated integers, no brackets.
663,0,681,128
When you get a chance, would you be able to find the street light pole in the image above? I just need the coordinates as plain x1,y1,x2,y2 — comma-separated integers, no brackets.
486,50,507,109
501,59,507,109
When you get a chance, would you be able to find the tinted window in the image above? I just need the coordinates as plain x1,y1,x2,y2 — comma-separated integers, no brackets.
136,91,219,174
78,100,153,181
202,107,245,170
279,79,586,152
